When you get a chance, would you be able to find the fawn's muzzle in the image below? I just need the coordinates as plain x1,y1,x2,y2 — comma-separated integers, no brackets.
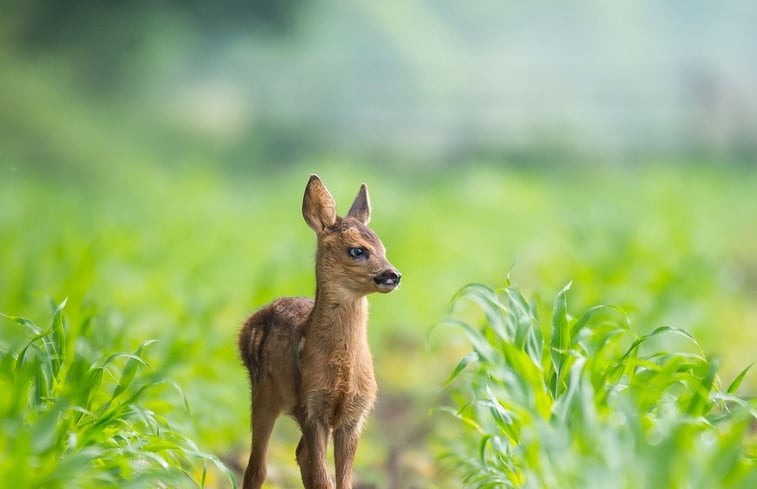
374,269,402,292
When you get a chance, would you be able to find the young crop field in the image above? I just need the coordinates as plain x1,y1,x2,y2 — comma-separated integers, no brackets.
440,283,757,488
2,162,757,488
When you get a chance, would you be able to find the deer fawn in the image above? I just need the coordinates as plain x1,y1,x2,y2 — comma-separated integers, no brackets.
238,174,401,489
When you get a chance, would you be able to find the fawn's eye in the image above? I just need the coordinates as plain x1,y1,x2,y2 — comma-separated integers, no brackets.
348,247,368,259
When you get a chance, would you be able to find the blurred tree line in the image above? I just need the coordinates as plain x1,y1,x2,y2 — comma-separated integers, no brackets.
3,0,304,90
1,1,756,172
6,0,303,44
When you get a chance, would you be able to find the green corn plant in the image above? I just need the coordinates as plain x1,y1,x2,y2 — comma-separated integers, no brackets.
438,282,757,489
0,299,237,489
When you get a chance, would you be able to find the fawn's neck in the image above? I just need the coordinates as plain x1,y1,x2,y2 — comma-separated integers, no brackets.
308,285,369,346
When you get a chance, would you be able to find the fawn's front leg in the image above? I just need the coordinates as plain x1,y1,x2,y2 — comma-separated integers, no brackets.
297,420,333,489
334,426,360,489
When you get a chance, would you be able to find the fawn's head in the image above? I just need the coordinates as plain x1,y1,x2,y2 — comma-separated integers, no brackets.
302,174,401,298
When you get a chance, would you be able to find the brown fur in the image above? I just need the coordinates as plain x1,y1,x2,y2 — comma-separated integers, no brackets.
239,175,401,489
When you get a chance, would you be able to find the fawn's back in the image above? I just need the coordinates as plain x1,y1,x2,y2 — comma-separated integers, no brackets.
238,297,313,414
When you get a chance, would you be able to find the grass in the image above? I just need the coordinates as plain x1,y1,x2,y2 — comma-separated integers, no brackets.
0,299,235,489
440,282,757,488
2,162,757,488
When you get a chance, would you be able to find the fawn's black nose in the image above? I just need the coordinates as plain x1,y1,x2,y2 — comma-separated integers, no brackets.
374,270,402,287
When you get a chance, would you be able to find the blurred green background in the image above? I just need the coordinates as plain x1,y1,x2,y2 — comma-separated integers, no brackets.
2,1,756,487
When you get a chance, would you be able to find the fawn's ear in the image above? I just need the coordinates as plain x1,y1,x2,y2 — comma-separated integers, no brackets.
347,183,371,225
303,174,337,233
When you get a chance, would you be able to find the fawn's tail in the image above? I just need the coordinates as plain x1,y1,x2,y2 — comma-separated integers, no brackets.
238,311,269,376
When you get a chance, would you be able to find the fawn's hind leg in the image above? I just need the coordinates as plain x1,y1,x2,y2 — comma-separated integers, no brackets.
296,419,332,489
242,392,280,489
295,436,313,487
